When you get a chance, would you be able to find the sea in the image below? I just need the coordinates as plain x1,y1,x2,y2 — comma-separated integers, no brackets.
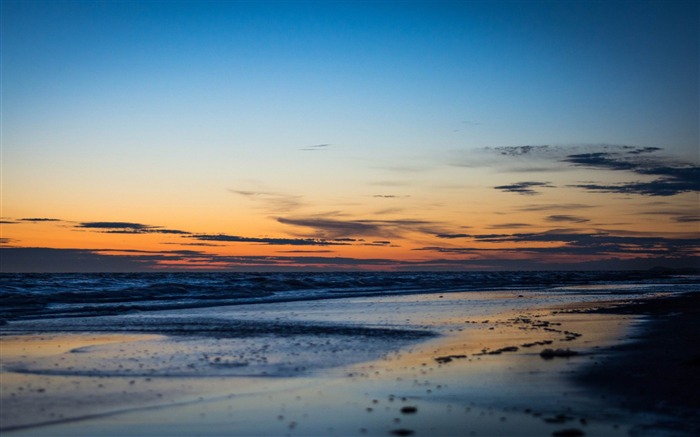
2,270,698,323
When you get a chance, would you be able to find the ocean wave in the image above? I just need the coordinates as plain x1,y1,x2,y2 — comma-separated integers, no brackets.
1,270,697,322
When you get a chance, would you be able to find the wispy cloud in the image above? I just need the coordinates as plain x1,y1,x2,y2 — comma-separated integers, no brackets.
637,209,700,223
674,215,700,223
518,204,594,212
373,207,405,216
277,216,445,239
278,217,383,238
460,144,699,197
436,233,471,239
76,221,191,235
20,217,63,222
276,250,336,253
563,149,700,196
569,178,699,197
365,240,393,247
417,229,700,259
625,147,663,155
449,144,566,171
545,215,590,223
229,189,304,212
299,143,332,151
494,181,554,196
487,223,532,229
3,240,699,273
188,233,350,246
0,247,161,272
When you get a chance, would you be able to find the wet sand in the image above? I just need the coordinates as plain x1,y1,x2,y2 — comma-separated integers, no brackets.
1,290,698,436
573,292,700,436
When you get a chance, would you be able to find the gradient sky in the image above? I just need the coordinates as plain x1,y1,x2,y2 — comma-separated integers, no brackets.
1,0,698,272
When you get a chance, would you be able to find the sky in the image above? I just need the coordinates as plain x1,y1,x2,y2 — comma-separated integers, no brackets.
1,0,698,272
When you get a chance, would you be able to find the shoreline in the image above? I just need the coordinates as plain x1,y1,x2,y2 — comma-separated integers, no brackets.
1,289,698,436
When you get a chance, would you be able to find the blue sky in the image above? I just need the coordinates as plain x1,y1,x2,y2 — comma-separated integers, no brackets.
5,0,697,154
2,0,698,271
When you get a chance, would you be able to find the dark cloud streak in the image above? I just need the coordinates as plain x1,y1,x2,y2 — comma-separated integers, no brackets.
545,215,590,223
76,221,191,235
563,149,700,196
494,181,554,196
189,234,349,246
20,218,63,222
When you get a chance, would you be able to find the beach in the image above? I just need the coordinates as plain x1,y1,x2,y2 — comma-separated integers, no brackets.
2,283,699,436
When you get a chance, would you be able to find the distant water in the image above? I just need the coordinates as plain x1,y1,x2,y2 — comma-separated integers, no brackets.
1,270,698,322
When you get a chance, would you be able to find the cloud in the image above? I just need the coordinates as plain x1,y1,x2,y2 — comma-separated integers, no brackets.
494,181,554,196
674,215,700,223
460,144,699,197
300,144,332,151
638,208,700,223
406,251,700,271
487,223,532,229
545,215,590,223
77,221,150,230
276,250,336,253
563,152,639,171
149,229,192,235
436,233,471,239
277,216,445,239
373,207,405,215
20,217,63,222
449,144,567,172
569,178,700,197
278,217,383,238
563,149,700,196
229,189,304,212
3,241,699,273
625,147,662,155
2,217,63,225
493,145,556,157
188,233,349,246
464,229,700,257
76,221,191,235
518,204,594,212
162,241,224,247
0,248,160,272
492,144,655,160
1,246,407,273
365,240,393,247
417,233,700,260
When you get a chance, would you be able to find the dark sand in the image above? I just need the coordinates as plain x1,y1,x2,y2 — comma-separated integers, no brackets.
573,292,700,435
